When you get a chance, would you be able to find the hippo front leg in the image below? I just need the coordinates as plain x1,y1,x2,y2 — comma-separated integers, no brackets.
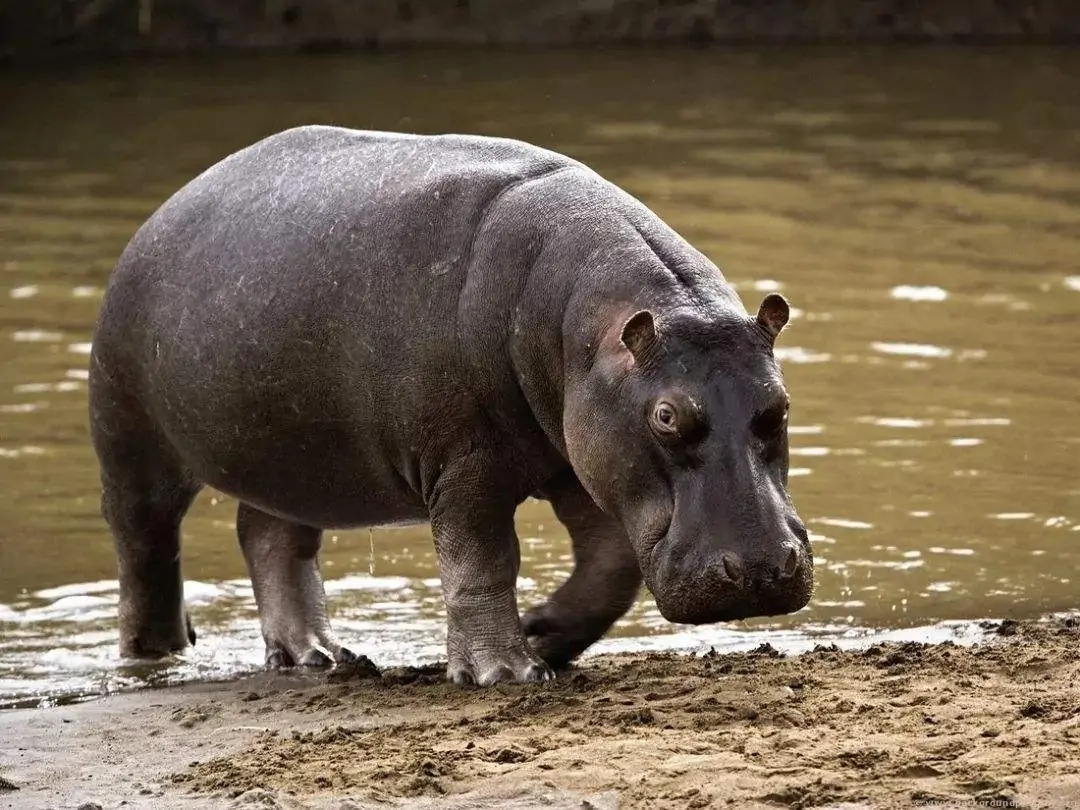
522,473,642,669
430,481,553,686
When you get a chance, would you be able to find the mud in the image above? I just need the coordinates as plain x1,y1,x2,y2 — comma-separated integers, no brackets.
2,616,1080,809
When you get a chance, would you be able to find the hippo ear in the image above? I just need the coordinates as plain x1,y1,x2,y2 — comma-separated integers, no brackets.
756,293,790,340
620,310,657,362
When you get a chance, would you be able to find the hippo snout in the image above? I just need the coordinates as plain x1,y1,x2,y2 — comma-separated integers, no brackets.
650,534,813,626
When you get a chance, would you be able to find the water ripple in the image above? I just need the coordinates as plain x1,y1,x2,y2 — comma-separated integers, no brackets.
871,341,952,359
775,347,833,364
891,285,948,301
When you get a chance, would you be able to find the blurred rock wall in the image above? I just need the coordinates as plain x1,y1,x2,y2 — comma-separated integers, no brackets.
3,0,1079,62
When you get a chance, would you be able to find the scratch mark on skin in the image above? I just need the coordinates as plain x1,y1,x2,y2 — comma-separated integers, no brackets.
173,309,188,346
91,352,117,386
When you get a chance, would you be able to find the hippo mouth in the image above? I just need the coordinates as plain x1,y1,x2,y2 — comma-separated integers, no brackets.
642,527,813,626
646,537,752,625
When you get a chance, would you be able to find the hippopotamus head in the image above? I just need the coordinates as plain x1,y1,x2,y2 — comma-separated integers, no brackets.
564,293,813,624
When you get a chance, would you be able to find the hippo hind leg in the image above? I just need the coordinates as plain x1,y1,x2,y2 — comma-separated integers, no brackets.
94,419,201,659
522,472,642,669
236,503,360,669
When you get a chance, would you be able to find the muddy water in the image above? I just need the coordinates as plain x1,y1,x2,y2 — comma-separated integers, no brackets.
1,47,1078,706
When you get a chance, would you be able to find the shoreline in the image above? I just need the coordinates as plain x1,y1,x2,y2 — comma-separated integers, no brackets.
0,613,994,712
2,614,1078,809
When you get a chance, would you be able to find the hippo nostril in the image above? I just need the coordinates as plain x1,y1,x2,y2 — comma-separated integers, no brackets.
777,547,799,581
721,553,745,588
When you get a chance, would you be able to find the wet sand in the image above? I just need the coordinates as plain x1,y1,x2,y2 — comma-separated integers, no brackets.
2,616,1078,810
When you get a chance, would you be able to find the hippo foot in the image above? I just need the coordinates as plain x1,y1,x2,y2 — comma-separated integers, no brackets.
441,597,555,685
521,609,594,671
262,634,360,670
121,632,190,660
120,611,195,660
446,648,554,687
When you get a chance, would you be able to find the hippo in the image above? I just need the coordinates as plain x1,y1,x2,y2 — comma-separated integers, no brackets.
88,126,813,686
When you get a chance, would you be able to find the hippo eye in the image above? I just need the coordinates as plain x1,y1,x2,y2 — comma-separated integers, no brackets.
652,401,679,435
753,400,790,441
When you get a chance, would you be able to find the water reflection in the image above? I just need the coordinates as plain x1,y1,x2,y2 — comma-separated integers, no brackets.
1,45,1079,704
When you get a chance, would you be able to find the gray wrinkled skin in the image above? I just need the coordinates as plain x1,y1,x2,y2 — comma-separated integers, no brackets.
88,126,813,686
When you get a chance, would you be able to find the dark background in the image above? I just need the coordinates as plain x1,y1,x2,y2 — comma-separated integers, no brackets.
3,0,1080,65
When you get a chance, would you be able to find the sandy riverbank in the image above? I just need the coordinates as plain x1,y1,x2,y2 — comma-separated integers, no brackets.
1,616,1078,809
